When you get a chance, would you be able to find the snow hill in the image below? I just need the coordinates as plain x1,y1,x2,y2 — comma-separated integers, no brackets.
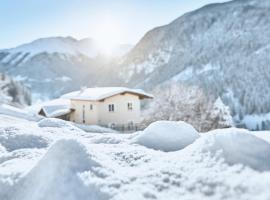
0,113,270,200
118,0,270,129
0,37,132,102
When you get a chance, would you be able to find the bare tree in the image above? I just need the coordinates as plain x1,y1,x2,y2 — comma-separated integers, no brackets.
142,82,233,132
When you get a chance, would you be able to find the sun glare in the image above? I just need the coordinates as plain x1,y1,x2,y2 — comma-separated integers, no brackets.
92,17,123,55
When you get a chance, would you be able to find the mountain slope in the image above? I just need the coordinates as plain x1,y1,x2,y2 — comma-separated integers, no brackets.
119,0,270,128
0,37,132,101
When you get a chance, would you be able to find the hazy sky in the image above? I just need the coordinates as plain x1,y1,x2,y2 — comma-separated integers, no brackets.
0,0,230,49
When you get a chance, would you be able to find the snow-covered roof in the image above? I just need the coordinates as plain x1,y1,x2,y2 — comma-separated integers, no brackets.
61,87,153,101
38,98,73,118
41,107,72,118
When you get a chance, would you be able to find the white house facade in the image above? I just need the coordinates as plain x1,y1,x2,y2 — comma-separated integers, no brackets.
39,87,153,129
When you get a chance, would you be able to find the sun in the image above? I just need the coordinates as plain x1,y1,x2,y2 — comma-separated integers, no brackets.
92,17,123,56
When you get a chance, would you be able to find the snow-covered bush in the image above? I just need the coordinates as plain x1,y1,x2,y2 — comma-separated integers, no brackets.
133,121,199,152
142,83,233,132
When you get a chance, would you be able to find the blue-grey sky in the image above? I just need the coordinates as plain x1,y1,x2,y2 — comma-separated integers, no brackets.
0,0,229,49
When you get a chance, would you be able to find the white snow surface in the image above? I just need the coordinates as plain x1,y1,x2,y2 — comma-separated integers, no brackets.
198,128,270,171
61,87,153,101
0,104,42,121
132,121,199,152
0,115,270,200
253,131,270,143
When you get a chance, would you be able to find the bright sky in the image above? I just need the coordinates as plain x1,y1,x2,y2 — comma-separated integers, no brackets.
0,0,230,49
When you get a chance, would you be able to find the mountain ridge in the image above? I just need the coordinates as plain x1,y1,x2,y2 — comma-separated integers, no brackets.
118,0,270,129
0,36,133,101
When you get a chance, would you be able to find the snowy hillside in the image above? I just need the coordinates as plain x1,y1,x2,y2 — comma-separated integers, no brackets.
119,0,270,129
0,37,132,102
0,113,270,200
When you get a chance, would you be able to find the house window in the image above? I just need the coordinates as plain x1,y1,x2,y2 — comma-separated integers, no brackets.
108,104,114,112
82,105,85,123
127,103,133,111
90,104,93,110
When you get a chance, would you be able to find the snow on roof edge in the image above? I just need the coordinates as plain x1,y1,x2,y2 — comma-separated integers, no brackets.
61,87,154,101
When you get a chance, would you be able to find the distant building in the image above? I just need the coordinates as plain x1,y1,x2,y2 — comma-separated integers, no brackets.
39,87,153,129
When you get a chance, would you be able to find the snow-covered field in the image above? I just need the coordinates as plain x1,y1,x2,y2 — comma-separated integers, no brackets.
0,114,270,200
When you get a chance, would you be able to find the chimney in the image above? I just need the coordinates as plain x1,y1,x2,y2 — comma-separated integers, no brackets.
80,86,87,93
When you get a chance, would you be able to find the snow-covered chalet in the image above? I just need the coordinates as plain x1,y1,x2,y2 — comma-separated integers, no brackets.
38,87,153,129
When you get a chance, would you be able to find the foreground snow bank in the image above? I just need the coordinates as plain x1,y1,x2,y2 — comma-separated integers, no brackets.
10,139,108,200
0,126,49,152
192,128,270,171
133,121,199,152
0,114,270,200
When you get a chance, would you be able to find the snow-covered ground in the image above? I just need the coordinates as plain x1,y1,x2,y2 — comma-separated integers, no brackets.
0,114,270,200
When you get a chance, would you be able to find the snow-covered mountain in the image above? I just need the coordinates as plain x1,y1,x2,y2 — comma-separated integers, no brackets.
1,0,270,129
0,37,132,101
119,0,270,129
0,37,132,65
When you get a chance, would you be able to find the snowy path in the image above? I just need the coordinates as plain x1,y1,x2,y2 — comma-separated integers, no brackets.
0,115,270,200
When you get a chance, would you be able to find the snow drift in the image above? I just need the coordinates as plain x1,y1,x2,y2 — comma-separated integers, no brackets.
12,139,108,200
38,118,114,134
0,104,41,121
0,112,270,200
133,121,199,152
0,126,49,152
190,128,270,171
38,118,82,131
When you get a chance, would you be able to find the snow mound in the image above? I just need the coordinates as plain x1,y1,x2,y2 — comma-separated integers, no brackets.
12,139,108,200
38,118,82,131
195,128,270,171
253,131,270,143
133,121,199,152
0,104,42,121
0,127,49,151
